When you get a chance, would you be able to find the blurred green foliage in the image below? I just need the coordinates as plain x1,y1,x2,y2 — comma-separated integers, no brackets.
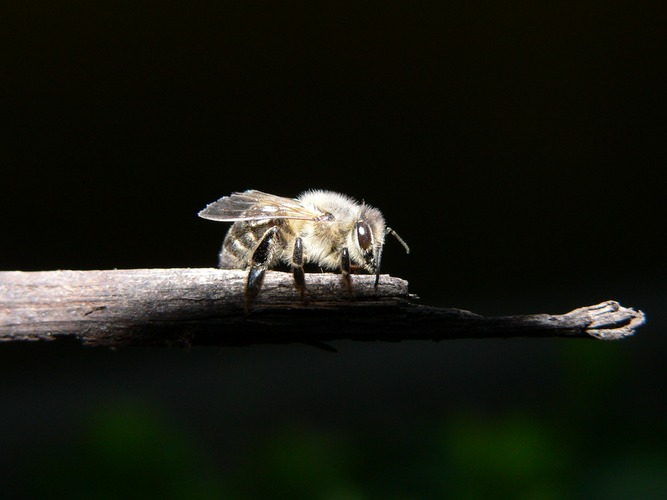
19,387,667,499
438,411,567,499
25,402,232,499
10,339,666,500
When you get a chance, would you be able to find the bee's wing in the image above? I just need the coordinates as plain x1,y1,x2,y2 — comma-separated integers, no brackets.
199,190,326,222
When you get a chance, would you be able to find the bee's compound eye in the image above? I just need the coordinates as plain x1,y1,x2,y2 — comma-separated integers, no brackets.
356,221,373,251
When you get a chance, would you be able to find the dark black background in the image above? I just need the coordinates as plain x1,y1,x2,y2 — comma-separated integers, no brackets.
2,1,666,497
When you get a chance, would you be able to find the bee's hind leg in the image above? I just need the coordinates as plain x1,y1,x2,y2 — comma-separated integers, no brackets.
245,226,278,313
292,237,307,303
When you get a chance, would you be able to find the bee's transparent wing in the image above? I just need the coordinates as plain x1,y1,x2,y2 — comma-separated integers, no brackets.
199,190,326,222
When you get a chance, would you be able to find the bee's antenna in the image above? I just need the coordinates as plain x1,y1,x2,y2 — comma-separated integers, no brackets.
374,243,384,288
386,227,410,254
375,228,409,288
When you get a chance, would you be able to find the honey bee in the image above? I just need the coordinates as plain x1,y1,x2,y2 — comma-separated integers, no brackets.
198,189,409,310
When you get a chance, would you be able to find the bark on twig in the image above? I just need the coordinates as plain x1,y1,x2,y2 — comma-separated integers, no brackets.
0,268,645,347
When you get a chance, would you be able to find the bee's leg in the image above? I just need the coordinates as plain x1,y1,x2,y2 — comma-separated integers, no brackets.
292,236,307,302
340,247,353,296
245,226,278,312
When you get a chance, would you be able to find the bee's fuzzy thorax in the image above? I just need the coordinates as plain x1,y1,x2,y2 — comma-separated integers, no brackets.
298,190,361,217
296,190,386,273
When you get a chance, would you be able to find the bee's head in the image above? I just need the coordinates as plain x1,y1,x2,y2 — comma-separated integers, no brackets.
352,205,385,275
351,204,410,287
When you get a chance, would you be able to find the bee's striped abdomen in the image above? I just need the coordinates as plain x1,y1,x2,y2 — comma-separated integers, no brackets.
219,222,263,269
219,220,294,269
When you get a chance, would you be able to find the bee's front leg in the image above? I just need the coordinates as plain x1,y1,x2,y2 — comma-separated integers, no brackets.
292,236,307,302
340,247,353,296
245,226,278,312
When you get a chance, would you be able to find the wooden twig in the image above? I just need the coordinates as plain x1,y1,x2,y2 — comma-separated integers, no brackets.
0,269,645,347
